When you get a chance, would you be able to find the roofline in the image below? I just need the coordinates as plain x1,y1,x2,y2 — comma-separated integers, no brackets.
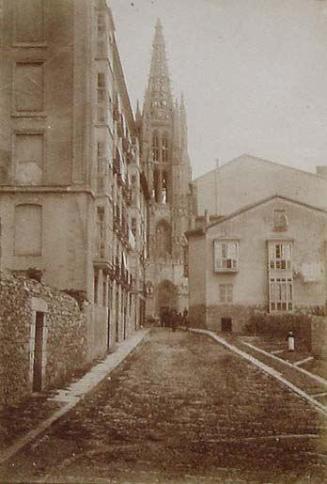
192,154,327,184
112,37,135,133
207,194,327,230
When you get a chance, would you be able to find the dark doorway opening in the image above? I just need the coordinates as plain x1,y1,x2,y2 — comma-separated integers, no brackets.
107,308,111,350
33,312,45,392
221,317,232,333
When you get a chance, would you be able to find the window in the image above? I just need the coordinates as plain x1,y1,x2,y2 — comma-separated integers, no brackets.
103,280,107,307
268,240,293,312
131,217,137,237
96,141,105,192
97,72,105,89
15,204,42,256
273,209,288,232
15,133,43,185
97,73,107,123
162,170,168,204
153,168,160,202
268,241,292,270
183,245,189,277
94,271,98,304
96,207,105,258
213,240,239,272
14,63,44,112
219,284,233,304
162,135,168,162
156,220,172,258
152,132,159,161
15,0,44,44
269,278,293,312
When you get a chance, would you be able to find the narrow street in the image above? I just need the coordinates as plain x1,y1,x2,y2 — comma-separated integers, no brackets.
1,329,326,483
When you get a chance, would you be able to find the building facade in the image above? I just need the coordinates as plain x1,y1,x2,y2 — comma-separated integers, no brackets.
138,21,193,320
193,154,327,217
0,0,148,361
187,196,327,332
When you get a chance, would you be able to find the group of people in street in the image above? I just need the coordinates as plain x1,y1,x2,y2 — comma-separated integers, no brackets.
160,308,189,332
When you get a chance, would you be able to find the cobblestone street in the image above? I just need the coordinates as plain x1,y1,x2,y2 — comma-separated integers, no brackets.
1,329,326,483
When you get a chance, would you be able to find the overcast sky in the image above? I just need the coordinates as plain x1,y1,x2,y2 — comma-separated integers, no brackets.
110,0,327,179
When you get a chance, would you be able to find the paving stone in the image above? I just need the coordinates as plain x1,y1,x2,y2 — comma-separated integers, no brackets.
1,329,326,483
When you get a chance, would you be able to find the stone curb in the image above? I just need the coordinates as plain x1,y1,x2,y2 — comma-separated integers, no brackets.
189,328,327,418
0,329,150,465
241,340,327,387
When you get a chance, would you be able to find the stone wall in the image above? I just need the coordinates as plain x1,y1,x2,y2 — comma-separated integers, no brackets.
0,274,88,408
206,305,266,333
244,312,312,350
311,316,327,359
189,304,265,333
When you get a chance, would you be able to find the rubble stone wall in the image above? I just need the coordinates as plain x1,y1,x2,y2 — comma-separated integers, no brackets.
0,274,88,408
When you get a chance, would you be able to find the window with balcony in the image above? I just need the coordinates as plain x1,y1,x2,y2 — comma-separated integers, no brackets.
96,141,106,192
96,207,105,258
268,240,293,312
97,73,107,123
213,240,239,272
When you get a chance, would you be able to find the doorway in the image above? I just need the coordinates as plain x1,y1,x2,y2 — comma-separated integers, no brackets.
221,317,232,333
32,312,45,392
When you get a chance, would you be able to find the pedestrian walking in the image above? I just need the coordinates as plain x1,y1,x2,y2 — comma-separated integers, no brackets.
287,331,295,352
183,308,189,330
171,309,177,332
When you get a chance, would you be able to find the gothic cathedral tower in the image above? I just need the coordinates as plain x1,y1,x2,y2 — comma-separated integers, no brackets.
138,20,192,320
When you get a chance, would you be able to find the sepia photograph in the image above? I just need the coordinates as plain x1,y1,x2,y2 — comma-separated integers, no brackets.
0,0,327,482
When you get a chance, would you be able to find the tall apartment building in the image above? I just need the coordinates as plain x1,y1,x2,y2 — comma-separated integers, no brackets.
138,21,193,319
0,0,148,360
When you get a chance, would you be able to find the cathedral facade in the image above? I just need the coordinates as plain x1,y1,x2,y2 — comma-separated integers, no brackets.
137,21,193,320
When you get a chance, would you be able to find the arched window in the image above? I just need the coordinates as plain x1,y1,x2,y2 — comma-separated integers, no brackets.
156,220,172,258
152,131,159,161
162,134,169,162
162,170,168,204
153,168,160,203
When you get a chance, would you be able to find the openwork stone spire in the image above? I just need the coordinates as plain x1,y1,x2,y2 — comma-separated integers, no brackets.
144,19,172,116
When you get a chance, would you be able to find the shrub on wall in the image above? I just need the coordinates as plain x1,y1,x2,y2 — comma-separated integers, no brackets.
244,312,312,349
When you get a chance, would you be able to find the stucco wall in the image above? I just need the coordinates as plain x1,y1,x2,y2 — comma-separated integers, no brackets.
0,191,92,293
0,274,88,408
205,198,327,309
188,197,327,332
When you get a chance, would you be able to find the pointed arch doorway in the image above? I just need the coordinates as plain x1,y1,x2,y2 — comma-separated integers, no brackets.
157,280,178,324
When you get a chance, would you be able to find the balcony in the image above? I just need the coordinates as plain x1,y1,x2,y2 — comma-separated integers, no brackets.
116,114,124,138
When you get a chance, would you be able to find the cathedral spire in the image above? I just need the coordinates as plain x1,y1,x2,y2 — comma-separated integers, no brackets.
143,19,172,116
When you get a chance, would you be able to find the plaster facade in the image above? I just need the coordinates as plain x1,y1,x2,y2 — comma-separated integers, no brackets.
187,196,327,333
